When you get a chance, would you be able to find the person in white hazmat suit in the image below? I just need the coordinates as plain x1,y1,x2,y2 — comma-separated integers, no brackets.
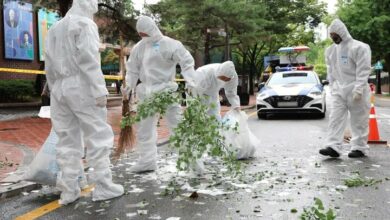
123,16,197,173
193,61,241,119
319,19,372,158
45,0,123,205
193,62,257,160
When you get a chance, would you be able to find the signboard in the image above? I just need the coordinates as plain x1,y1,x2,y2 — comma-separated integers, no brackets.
38,8,59,61
3,0,34,60
374,61,383,71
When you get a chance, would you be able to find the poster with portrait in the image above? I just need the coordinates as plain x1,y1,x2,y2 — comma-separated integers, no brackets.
38,8,59,61
3,0,34,60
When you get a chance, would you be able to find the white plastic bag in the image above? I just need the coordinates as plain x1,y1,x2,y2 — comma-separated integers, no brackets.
23,128,59,185
221,110,259,159
38,106,51,118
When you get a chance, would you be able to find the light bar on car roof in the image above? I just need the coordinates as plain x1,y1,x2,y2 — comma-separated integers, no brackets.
278,46,310,53
275,65,314,72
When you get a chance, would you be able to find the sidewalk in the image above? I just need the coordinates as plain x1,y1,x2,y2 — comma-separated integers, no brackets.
0,95,256,198
374,93,390,107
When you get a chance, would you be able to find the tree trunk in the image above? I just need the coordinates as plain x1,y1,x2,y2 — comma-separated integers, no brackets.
58,0,72,17
204,30,211,64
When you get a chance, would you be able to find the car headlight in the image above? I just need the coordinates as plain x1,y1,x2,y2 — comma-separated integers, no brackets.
308,91,322,99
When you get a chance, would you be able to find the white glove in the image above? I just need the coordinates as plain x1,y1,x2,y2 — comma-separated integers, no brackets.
96,96,107,107
352,92,362,101
121,85,131,99
185,80,198,96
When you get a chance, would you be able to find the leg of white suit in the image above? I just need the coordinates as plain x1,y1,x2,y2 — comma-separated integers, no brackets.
165,103,182,134
51,95,83,205
77,106,123,201
131,114,159,172
325,93,349,154
348,89,370,154
52,89,123,204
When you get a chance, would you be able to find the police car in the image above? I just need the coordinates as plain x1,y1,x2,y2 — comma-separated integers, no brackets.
256,66,326,119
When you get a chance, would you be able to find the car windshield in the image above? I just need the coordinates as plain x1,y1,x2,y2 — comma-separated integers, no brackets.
267,72,318,85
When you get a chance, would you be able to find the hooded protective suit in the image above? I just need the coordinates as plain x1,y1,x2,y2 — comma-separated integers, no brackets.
125,16,197,173
324,19,371,155
45,0,123,205
194,61,240,119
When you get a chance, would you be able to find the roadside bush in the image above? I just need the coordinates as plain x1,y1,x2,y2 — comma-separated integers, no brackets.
0,80,36,102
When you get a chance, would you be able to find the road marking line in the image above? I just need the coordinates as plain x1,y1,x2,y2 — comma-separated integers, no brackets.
15,185,94,220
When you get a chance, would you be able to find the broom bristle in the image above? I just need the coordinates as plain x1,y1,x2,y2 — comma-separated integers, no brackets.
114,99,136,159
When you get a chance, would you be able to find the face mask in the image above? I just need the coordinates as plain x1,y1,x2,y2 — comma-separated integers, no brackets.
331,34,342,44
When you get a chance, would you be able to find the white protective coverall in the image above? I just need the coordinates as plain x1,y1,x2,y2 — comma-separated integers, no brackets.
45,0,123,205
324,19,371,155
195,61,240,119
125,16,196,173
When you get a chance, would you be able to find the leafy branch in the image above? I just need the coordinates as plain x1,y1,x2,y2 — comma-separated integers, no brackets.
169,96,241,176
121,91,241,175
300,198,336,220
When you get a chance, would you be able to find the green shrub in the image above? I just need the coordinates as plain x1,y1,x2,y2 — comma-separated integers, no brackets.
0,80,36,102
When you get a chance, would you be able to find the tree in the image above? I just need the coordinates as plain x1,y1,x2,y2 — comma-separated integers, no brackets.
306,39,332,80
234,0,327,94
147,0,326,94
31,0,139,43
337,0,390,71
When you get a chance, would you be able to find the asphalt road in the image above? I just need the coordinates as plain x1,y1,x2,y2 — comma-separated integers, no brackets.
1,101,390,219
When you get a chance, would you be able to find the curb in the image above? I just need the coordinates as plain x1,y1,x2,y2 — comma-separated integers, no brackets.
0,181,41,200
0,102,41,108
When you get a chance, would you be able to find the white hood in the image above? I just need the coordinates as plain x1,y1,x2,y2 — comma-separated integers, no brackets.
216,61,236,79
67,0,98,19
136,16,163,43
329,19,352,42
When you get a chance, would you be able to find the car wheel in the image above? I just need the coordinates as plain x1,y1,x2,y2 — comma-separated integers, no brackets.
258,112,267,119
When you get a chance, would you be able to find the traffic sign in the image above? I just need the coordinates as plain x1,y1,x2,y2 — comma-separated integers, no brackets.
374,61,383,70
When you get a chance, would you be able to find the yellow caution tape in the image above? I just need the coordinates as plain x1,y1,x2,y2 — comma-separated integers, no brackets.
0,68,122,80
0,68,184,82
0,68,45,75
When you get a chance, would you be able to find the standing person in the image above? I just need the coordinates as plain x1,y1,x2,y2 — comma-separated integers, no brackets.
45,0,123,205
194,61,240,119
122,15,196,173
319,19,372,158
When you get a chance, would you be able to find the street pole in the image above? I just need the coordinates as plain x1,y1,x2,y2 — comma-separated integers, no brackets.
376,69,382,94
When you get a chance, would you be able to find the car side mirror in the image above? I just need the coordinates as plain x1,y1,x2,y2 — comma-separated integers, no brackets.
321,80,329,86
258,83,265,92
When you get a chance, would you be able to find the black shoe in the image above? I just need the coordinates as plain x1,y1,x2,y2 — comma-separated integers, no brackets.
348,150,366,158
319,147,340,158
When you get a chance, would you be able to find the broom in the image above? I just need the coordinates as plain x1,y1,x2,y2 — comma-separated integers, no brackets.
114,35,136,158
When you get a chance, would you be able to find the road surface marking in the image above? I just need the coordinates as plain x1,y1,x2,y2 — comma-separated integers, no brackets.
15,185,94,220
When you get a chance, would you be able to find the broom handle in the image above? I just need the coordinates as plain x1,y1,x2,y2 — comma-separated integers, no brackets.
119,33,128,100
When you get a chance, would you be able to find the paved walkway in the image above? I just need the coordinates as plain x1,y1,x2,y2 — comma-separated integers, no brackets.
0,95,256,183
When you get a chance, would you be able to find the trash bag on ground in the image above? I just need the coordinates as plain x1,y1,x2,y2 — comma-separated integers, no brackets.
23,128,59,185
24,106,86,186
221,110,259,159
